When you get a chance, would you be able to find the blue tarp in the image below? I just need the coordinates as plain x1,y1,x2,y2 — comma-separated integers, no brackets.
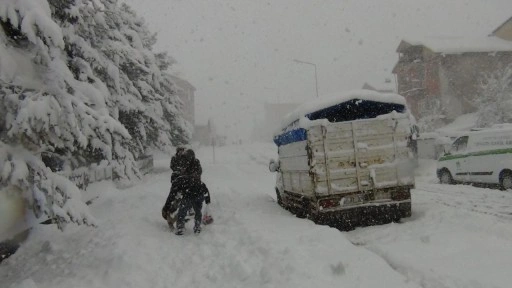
305,99,405,122
273,99,405,147
273,128,307,146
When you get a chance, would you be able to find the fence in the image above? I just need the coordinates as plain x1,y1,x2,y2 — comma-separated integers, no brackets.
136,155,154,175
59,155,153,190
58,164,112,191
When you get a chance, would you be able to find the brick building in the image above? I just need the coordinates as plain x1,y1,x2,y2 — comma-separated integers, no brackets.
168,75,195,127
393,17,512,128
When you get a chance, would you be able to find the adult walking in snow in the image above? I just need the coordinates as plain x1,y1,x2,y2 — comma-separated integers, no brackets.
170,146,186,182
162,147,187,228
171,149,204,235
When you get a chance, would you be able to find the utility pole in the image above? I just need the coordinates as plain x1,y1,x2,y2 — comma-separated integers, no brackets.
208,118,215,164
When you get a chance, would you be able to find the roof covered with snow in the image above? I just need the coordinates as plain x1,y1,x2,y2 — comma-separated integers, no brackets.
400,36,512,54
280,89,406,129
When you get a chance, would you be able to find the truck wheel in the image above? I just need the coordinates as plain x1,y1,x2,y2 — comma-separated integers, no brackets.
439,169,453,185
294,199,309,218
275,188,284,207
500,170,512,191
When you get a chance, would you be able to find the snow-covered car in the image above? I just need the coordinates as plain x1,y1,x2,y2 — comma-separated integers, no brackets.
436,127,512,190
269,90,416,230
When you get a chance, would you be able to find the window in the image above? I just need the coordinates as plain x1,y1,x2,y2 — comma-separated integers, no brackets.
451,136,468,153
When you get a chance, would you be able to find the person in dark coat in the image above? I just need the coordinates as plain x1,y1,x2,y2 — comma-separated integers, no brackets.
170,146,186,182
162,147,186,226
202,183,211,206
172,149,205,235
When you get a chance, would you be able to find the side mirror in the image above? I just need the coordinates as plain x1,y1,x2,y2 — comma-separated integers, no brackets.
269,159,279,172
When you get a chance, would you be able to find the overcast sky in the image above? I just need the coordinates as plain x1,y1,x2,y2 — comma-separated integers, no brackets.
122,0,512,141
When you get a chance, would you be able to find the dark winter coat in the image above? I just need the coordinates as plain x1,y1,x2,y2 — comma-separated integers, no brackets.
202,183,211,205
183,158,202,179
162,179,210,219
170,153,187,182
162,149,205,218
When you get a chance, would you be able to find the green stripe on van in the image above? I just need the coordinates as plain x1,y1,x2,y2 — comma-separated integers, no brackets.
438,148,512,161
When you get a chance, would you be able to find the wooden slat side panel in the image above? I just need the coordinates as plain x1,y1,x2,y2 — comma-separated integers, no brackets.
278,140,308,158
282,171,315,195
280,156,310,172
306,116,414,196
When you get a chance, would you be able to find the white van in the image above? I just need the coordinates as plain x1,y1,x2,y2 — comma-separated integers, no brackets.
436,127,512,190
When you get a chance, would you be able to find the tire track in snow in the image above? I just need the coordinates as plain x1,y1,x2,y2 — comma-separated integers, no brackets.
415,183,512,222
349,243,452,288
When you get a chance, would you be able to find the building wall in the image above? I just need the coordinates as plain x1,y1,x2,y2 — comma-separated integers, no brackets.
439,52,512,120
494,19,512,41
168,75,196,127
396,48,512,123
395,47,438,119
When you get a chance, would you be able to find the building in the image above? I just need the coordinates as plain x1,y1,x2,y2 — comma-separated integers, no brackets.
393,17,512,127
168,75,196,127
491,16,512,41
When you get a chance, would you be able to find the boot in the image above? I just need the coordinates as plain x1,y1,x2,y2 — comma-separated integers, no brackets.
175,223,184,235
193,221,201,234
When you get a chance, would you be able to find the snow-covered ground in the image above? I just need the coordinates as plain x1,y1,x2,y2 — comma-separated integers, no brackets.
2,144,512,288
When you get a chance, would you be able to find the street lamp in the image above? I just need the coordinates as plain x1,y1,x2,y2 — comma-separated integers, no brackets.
293,59,319,98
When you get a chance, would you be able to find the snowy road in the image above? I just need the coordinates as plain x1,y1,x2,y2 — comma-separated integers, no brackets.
2,144,512,288
347,161,512,288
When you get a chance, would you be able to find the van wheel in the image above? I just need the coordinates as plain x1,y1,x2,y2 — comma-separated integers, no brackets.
439,169,453,185
500,170,512,191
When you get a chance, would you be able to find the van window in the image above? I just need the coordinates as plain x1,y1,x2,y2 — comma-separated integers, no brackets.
451,136,468,153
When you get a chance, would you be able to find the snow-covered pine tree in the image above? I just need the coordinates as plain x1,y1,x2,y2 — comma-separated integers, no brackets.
52,0,190,162
1,0,191,229
475,64,512,127
112,1,190,150
0,0,132,228
0,0,190,232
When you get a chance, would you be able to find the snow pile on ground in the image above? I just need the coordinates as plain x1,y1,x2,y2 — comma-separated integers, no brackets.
2,143,512,288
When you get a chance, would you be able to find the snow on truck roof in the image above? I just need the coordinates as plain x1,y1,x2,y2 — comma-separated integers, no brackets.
279,89,406,130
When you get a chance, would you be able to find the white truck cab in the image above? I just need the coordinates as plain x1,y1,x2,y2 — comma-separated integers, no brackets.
436,127,512,190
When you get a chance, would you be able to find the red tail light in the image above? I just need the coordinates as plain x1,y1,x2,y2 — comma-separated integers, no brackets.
319,199,340,209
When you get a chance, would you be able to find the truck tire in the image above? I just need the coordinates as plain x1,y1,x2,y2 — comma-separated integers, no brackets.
275,188,284,207
439,169,453,185
294,199,309,219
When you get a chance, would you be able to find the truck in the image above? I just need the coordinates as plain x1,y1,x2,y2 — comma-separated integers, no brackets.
269,90,415,230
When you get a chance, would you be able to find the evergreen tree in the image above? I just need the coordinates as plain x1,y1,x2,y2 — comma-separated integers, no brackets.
0,0,190,229
52,0,189,158
0,0,126,228
475,64,512,127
